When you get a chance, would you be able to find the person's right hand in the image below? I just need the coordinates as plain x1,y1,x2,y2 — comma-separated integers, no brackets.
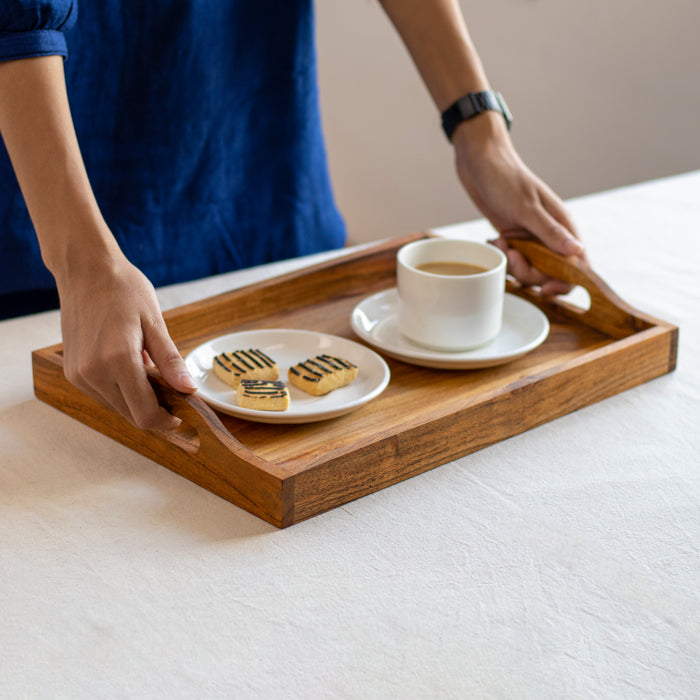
452,114,586,295
0,55,196,427
56,251,198,431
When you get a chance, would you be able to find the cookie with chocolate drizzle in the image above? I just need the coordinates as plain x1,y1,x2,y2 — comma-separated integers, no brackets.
237,379,290,411
288,354,358,396
212,348,278,389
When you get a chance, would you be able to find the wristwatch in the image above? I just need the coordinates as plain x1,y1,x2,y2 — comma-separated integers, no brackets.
441,90,512,141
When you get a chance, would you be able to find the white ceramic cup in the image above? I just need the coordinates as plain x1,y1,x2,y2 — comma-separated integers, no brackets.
397,238,507,351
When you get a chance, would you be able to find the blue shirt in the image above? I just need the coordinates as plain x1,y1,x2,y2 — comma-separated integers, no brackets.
0,1,345,309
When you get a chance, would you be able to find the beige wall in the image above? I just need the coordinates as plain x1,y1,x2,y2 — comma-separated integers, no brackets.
315,0,700,244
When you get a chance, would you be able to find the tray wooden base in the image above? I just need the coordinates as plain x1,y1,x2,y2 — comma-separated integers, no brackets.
33,235,678,527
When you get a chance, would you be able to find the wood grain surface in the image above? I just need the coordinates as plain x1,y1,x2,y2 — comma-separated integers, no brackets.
32,234,678,527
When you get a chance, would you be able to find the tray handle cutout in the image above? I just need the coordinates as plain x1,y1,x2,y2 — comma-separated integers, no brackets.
507,239,653,338
147,372,273,472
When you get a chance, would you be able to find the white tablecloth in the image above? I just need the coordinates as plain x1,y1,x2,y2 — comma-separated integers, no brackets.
2,172,699,699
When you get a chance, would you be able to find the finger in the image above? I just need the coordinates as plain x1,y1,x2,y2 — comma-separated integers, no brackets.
520,200,584,258
142,349,157,369
538,188,589,264
99,380,180,432
114,351,182,431
491,238,574,295
64,369,130,418
64,360,174,429
541,279,574,296
498,229,536,241
142,316,198,394
93,382,132,419
507,246,574,295
505,248,549,287
538,186,579,240
492,238,548,287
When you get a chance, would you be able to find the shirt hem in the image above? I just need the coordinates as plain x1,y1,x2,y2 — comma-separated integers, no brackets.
0,30,68,63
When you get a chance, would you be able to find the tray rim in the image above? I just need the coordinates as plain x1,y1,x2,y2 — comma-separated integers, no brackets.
32,233,679,527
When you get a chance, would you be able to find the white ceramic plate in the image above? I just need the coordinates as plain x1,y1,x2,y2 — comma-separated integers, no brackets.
350,288,549,369
185,329,391,423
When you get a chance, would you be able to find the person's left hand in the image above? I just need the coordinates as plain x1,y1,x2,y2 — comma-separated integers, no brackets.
451,112,586,295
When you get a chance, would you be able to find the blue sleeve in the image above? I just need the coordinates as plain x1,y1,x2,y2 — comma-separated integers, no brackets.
0,1,77,63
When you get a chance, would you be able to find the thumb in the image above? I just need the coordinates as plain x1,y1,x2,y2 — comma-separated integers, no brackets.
143,318,198,393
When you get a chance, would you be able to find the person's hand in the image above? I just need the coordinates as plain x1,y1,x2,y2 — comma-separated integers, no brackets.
0,54,195,427
452,113,586,295
56,251,198,431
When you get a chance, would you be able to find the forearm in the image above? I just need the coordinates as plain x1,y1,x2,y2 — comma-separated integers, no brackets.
378,0,490,111
0,55,119,284
380,0,583,281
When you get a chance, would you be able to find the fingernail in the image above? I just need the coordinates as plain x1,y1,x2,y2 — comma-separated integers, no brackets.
180,372,198,390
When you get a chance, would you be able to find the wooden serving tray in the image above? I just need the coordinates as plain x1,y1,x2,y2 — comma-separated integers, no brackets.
32,234,678,528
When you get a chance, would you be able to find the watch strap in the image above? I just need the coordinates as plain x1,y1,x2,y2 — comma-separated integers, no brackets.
441,90,512,141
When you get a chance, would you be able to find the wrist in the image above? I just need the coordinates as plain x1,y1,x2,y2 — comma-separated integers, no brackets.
451,110,512,160
44,216,125,289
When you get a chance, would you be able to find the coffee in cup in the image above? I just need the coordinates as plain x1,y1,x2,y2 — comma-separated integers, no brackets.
396,238,507,351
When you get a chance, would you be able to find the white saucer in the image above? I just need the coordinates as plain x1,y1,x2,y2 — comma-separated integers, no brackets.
185,329,390,424
350,289,549,369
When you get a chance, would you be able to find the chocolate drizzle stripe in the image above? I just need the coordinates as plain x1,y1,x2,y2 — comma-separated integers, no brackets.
241,385,285,390
253,349,276,367
233,351,257,370
298,362,322,377
246,350,266,369
318,356,340,370
321,354,355,369
214,356,232,372
308,359,332,374
221,352,247,374
240,380,284,386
